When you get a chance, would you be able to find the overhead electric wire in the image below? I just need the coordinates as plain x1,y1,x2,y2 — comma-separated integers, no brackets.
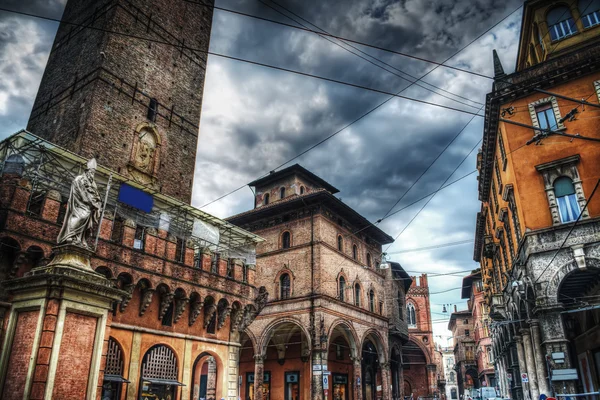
196,2,523,209
388,239,474,254
256,0,483,109
182,0,514,81
533,178,600,284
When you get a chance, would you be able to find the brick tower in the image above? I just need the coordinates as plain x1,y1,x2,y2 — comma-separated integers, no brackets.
27,0,214,203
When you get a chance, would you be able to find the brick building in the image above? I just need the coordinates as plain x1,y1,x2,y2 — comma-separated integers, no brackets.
0,1,269,400
473,1,600,399
448,307,476,399
227,165,412,400
441,347,458,400
461,272,495,391
403,275,440,399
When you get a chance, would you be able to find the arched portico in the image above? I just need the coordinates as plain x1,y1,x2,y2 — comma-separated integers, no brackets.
361,330,389,400
327,321,360,400
242,318,311,400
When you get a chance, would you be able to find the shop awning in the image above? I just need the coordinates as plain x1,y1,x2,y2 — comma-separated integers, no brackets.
103,374,131,383
142,378,185,386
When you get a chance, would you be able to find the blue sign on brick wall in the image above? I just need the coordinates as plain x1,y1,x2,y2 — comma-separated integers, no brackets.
118,184,154,213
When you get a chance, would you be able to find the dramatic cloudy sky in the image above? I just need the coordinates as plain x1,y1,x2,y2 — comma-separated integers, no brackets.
0,0,524,341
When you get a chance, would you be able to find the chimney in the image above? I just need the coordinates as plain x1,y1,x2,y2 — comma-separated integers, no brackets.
454,305,457,313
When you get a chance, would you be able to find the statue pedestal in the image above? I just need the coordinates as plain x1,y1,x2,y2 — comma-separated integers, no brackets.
0,245,126,400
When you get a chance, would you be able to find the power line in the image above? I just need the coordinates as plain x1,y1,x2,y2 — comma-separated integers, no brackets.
256,0,483,109
197,1,523,209
533,178,600,284
388,239,474,254
0,6,484,118
182,0,518,81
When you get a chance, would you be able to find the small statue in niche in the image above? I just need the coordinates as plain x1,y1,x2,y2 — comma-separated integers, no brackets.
133,129,157,173
57,158,102,249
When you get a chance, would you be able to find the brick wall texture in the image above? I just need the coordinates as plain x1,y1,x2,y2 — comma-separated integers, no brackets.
3,310,39,400
52,313,98,400
26,0,215,203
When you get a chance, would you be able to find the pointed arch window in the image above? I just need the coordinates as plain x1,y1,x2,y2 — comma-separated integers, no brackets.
339,276,346,301
554,177,580,223
352,244,358,260
407,303,417,327
369,290,375,313
282,231,291,249
366,253,372,268
354,284,361,307
264,193,270,205
337,235,343,252
300,186,305,195
280,273,290,299
280,187,286,199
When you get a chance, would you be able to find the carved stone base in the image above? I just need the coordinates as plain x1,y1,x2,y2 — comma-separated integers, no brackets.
42,244,96,272
3,245,125,303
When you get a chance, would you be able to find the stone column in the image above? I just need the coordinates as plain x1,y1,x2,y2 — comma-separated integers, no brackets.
514,336,529,400
312,350,324,400
254,354,265,400
381,363,392,400
521,330,539,400
352,356,363,400
427,364,438,396
538,311,577,395
496,358,506,398
530,321,549,396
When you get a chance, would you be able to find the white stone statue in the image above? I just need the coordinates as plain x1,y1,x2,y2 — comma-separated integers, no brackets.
57,158,102,249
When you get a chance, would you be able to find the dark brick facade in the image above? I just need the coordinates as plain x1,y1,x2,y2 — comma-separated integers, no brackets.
27,0,214,203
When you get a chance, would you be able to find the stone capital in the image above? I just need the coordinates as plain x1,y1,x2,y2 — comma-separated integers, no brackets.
254,354,266,363
514,335,523,343
520,328,531,337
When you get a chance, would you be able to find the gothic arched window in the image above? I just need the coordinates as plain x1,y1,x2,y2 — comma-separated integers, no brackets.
264,193,270,205
339,276,346,301
280,187,286,199
337,235,343,252
366,253,372,268
280,273,290,299
407,303,417,327
369,290,375,313
282,231,291,249
352,244,358,260
354,284,361,307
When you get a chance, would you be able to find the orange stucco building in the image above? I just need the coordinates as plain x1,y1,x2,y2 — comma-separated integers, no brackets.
474,1,600,400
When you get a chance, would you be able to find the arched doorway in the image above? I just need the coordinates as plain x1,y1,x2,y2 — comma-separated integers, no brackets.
191,353,220,400
327,323,358,400
557,266,600,396
465,368,480,395
240,320,310,400
101,337,130,400
403,340,429,398
139,345,183,400
362,339,381,400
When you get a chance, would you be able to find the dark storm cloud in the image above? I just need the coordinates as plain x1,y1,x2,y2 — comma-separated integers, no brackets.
1,0,523,337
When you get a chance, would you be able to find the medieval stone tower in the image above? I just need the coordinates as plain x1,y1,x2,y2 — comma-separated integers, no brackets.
27,0,214,203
